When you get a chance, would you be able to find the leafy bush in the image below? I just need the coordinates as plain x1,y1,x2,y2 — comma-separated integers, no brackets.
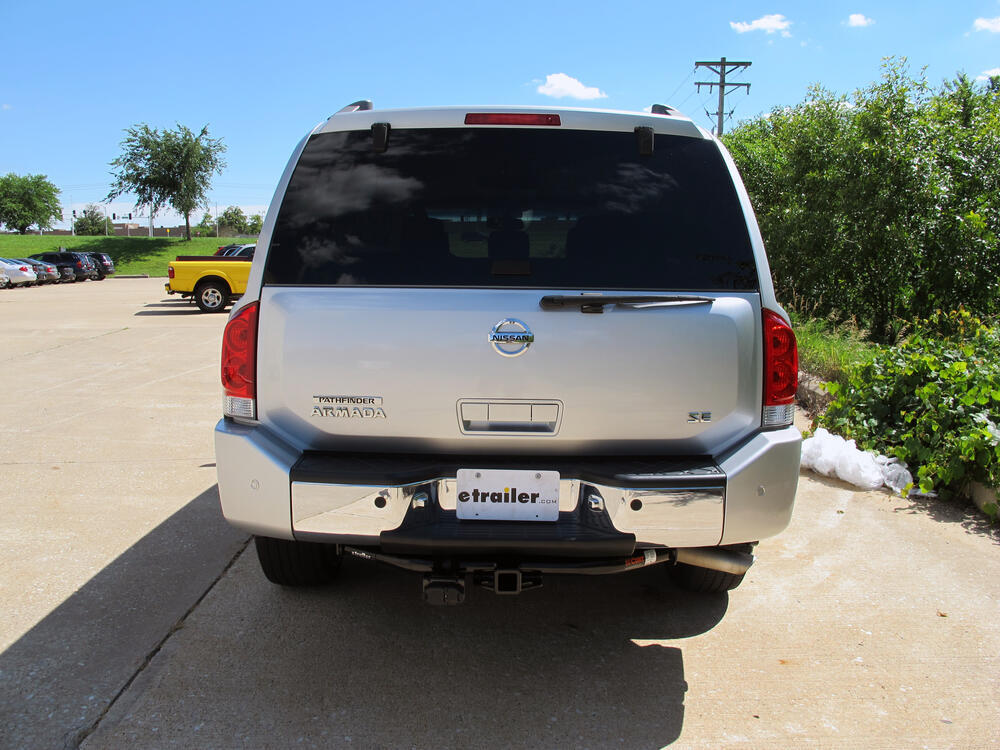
789,312,878,387
818,310,1000,500
724,59,1000,343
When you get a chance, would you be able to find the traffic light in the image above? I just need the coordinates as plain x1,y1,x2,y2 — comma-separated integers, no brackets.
112,213,117,220
128,213,132,220
72,210,76,218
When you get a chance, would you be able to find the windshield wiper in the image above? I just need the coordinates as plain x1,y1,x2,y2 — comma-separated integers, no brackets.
539,294,715,313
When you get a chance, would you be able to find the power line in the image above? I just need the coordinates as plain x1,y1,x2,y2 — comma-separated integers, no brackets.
664,67,696,105
694,57,752,135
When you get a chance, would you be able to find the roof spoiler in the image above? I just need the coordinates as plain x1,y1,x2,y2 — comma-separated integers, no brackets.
650,103,682,116
332,100,373,116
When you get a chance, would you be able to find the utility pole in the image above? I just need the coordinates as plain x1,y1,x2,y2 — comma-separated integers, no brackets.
695,57,751,136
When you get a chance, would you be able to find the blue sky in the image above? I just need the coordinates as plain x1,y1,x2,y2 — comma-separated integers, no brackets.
1,0,998,230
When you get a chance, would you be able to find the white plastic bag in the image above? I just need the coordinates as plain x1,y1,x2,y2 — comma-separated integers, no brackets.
833,439,884,490
800,427,905,492
801,428,844,477
880,459,913,494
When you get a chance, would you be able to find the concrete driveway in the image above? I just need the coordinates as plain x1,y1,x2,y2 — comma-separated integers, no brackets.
1,279,997,749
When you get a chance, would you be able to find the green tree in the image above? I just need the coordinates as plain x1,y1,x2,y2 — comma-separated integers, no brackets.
724,58,1000,342
73,204,110,235
107,123,226,240
218,205,247,235
192,211,217,237
0,173,62,233
246,213,263,235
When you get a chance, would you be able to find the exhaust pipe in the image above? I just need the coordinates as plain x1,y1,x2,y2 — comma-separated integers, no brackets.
674,547,755,576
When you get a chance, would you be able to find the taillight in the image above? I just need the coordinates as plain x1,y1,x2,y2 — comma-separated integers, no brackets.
168,266,174,278
464,113,561,126
18,266,28,272
762,309,798,428
75,261,82,268
221,302,258,419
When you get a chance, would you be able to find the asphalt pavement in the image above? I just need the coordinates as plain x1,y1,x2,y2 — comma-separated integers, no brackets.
1,278,998,749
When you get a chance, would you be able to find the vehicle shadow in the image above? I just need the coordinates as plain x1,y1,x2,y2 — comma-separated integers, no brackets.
228,557,726,749
0,486,247,750
93,548,727,748
0,483,727,750
133,300,207,316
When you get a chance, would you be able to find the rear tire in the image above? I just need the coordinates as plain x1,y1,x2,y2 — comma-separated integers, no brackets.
669,563,746,593
254,535,342,586
669,543,754,593
195,280,229,312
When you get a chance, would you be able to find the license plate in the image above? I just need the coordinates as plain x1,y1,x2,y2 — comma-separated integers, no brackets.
456,469,560,521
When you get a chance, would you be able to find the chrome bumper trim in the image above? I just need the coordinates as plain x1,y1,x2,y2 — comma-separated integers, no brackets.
291,477,724,548
216,419,800,549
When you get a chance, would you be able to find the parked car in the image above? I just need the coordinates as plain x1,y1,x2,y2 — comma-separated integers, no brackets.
17,258,60,284
83,252,116,280
0,267,8,288
166,256,252,312
30,252,97,281
215,243,244,256
222,244,255,258
215,101,801,604
0,258,38,287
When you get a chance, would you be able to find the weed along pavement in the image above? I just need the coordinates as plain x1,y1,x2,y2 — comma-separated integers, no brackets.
0,279,998,748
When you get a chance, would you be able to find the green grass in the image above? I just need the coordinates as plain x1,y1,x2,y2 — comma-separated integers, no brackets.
0,235,236,277
789,311,880,386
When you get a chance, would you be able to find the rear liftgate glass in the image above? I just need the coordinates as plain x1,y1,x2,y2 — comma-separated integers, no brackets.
264,127,758,291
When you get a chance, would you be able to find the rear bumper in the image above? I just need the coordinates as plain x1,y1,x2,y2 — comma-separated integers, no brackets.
215,420,800,555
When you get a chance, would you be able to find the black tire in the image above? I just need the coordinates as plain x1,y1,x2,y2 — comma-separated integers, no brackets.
195,280,229,313
669,543,754,593
254,535,342,586
669,563,746,593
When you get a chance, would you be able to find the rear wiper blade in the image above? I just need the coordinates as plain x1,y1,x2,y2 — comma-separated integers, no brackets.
539,294,715,313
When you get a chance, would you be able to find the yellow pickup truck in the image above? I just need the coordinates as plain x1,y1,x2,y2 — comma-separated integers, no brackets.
165,251,253,312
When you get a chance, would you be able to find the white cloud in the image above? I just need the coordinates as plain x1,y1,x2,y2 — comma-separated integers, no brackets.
536,73,607,100
977,67,1000,80
730,14,792,35
974,17,1000,32
847,14,875,27
1,104,11,110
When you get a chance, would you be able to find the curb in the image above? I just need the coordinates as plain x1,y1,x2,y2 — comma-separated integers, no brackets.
970,482,999,517
796,372,830,416
114,274,150,279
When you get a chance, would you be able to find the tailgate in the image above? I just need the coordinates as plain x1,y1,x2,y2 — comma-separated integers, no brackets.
255,287,761,455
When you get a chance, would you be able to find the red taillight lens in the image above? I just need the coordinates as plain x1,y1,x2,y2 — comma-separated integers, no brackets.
168,266,174,278
75,261,82,268
763,309,798,405
464,113,561,126
221,302,258,401
19,266,28,272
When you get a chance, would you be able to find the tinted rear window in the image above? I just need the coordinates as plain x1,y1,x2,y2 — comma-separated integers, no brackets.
265,128,757,290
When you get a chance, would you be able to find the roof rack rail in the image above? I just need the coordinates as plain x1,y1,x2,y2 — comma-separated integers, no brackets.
650,103,681,116
334,100,373,116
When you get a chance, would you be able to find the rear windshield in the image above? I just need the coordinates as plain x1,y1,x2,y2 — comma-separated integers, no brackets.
264,128,757,290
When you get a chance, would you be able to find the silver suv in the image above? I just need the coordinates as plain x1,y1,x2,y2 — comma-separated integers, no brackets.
215,102,801,604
